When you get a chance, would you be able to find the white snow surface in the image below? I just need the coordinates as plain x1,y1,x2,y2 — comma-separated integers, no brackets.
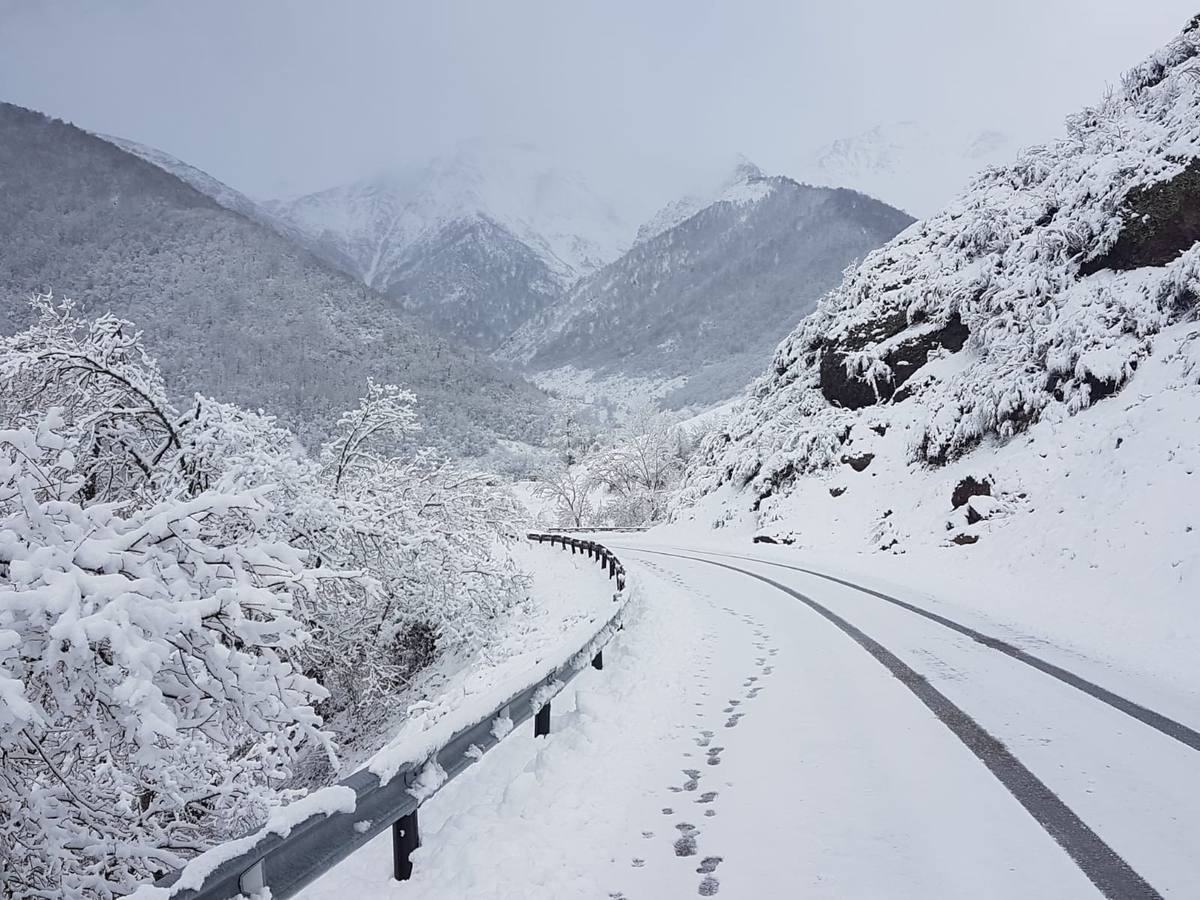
266,140,633,287
296,530,1200,897
670,321,1200,695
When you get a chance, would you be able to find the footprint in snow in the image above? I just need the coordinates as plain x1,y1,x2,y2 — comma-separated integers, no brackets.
703,809,716,817
632,858,645,868
697,857,723,874
699,875,720,895
674,823,699,857
683,769,701,791
696,791,718,803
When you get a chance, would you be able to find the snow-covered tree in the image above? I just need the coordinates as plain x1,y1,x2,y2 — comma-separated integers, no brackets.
534,464,595,528
0,408,331,897
589,411,694,526
0,297,529,894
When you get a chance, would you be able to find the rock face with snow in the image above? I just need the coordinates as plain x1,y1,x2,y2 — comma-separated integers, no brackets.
682,17,1200,517
0,103,550,451
501,165,913,409
265,141,632,348
800,121,1016,218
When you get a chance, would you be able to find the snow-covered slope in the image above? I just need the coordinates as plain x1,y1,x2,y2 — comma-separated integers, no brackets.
265,141,633,348
681,17,1200,553
800,121,1017,218
501,163,913,410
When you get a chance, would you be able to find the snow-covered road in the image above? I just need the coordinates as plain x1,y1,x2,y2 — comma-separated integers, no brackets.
299,541,1199,899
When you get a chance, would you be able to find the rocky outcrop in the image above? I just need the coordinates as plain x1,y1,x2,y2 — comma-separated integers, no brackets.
1080,158,1200,275
819,311,969,409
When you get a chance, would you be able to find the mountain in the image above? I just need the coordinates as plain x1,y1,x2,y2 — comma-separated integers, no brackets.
100,134,266,222
633,156,769,245
98,134,328,256
680,15,1200,551
0,102,550,453
800,121,1017,218
264,141,632,349
499,163,913,410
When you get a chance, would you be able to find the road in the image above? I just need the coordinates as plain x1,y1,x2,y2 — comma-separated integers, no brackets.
300,540,1200,899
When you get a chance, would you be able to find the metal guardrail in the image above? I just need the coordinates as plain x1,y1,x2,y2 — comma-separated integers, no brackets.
152,534,628,899
543,525,651,533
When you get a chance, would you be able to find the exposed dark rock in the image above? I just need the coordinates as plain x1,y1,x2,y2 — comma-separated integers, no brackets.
752,535,778,544
965,505,984,525
842,452,875,472
829,485,847,497
870,423,888,436
750,461,794,511
820,312,970,409
951,475,992,509
1084,372,1122,403
1080,158,1200,275
951,533,979,545
1034,205,1059,227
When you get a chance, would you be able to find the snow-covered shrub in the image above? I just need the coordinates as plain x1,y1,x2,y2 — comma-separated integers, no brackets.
0,410,330,897
589,421,688,525
0,297,527,894
682,16,1200,511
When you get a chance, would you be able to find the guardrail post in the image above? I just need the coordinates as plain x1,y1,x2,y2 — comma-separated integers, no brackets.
534,702,551,737
592,650,603,670
392,811,420,881
239,860,265,895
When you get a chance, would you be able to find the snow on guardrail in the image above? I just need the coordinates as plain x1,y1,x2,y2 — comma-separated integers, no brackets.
133,534,632,900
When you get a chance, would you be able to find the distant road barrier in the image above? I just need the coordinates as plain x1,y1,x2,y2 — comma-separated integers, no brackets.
543,525,651,533
147,534,629,899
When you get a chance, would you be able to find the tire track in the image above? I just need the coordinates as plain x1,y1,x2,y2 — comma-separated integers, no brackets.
641,546,1200,755
626,548,1163,900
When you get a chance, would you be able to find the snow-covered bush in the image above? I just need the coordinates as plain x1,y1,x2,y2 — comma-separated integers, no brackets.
589,414,693,526
682,16,1200,512
0,297,527,894
0,410,330,896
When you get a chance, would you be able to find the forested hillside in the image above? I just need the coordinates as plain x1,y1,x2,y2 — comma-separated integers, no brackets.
502,169,913,409
0,103,550,451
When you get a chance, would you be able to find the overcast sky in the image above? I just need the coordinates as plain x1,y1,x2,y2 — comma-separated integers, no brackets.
1,0,1195,204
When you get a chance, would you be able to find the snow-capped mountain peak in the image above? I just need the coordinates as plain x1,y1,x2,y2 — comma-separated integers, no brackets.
266,140,633,289
634,155,772,245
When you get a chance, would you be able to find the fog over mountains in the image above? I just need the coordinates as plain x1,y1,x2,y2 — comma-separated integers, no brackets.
0,102,550,452
263,142,632,349
4,99,940,440
798,121,1018,218
254,147,915,411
